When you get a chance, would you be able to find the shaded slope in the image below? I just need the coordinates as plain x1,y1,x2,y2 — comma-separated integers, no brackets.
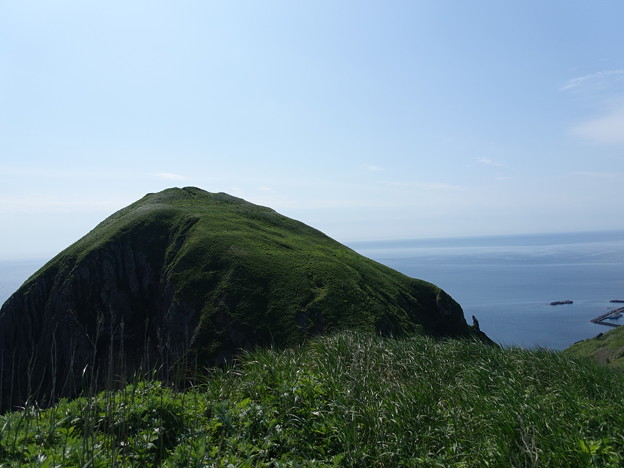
0,187,482,409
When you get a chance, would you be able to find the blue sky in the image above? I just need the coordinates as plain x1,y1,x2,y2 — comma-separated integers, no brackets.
1,1,623,259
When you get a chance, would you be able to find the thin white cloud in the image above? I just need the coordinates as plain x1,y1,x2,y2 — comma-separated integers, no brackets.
572,106,624,146
363,164,384,172
559,69,624,91
154,172,186,181
571,171,622,179
414,182,462,191
383,181,411,187
0,167,111,179
0,195,123,213
382,181,461,191
476,157,503,167
229,186,245,197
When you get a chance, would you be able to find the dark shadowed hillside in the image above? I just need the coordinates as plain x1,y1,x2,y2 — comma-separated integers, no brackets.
0,187,484,409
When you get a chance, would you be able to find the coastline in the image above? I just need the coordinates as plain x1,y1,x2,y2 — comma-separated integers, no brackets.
352,231,624,350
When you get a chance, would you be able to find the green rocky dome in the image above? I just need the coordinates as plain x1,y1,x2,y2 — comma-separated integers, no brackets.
0,187,483,409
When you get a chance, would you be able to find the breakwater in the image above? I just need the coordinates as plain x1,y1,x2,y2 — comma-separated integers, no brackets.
591,307,624,328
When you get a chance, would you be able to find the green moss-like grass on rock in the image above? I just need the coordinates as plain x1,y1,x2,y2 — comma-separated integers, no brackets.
0,187,484,410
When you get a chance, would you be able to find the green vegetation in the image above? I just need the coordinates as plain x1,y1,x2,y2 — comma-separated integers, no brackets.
67,186,472,343
565,326,624,367
1,187,483,410
1,332,622,466
4,187,618,465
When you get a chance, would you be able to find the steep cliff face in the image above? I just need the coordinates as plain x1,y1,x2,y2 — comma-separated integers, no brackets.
0,187,481,409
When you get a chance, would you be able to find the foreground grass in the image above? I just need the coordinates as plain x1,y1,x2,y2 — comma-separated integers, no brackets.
1,332,623,466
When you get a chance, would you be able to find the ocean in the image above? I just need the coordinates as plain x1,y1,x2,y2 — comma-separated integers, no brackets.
0,259,45,306
348,230,624,350
1,230,623,350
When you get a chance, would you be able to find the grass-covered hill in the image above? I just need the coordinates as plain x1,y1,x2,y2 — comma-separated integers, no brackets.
1,332,622,466
565,326,624,367
0,187,484,410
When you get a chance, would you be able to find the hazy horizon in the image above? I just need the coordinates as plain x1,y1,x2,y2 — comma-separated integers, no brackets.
2,1,623,259
1,223,622,263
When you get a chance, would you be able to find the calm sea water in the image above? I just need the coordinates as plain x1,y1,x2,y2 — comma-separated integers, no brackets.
1,230,623,350
0,259,45,306
348,230,624,350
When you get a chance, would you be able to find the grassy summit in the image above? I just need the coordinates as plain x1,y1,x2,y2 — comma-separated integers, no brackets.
62,186,475,345
0,187,482,409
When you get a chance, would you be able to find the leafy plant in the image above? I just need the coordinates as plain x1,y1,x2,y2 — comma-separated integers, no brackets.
0,332,622,466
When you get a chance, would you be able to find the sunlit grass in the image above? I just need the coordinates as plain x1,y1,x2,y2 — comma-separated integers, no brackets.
0,332,622,466
565,325,624,367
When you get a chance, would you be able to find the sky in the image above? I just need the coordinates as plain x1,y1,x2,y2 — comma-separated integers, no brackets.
1,1,624,260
